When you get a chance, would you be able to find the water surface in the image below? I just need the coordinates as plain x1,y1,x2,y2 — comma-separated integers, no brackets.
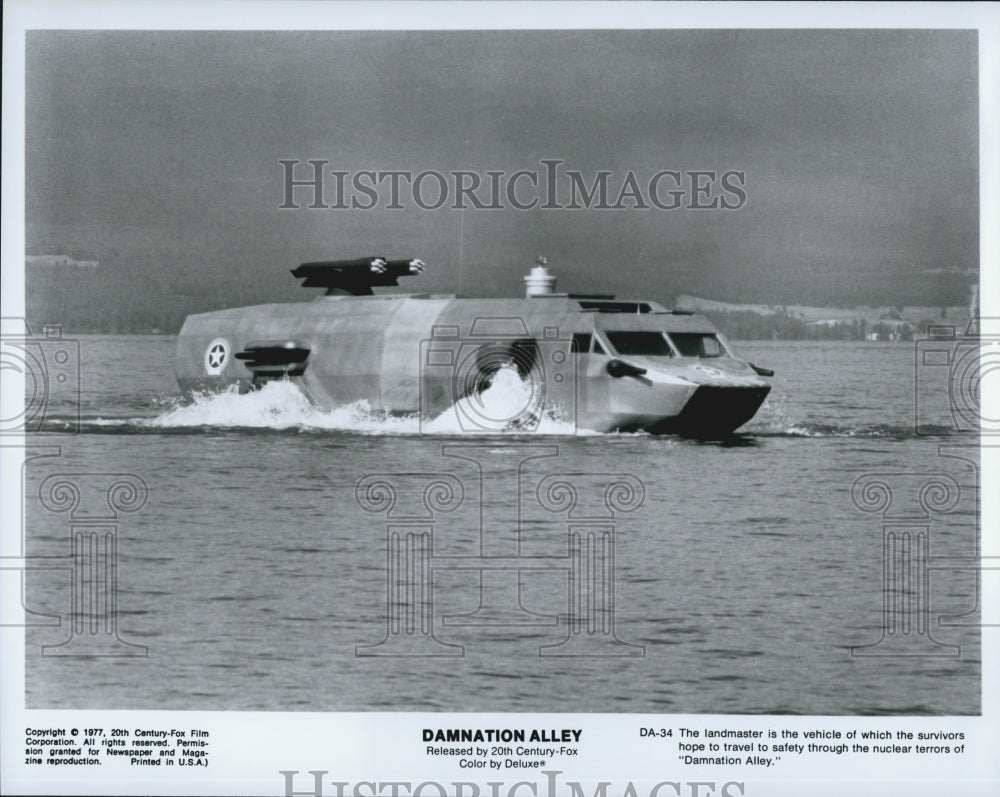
22,337,981,714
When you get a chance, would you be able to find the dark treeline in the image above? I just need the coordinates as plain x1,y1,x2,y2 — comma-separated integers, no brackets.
704,310,943,342
702,267,973,309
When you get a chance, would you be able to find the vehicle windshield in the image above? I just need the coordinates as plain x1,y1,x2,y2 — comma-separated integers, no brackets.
668,333,725,357
605,331,674,357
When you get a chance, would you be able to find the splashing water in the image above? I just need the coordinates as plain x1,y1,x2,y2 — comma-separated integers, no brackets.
145,368,581,435
147,382,419,433
422,366,579,434
85,362,928,439
76,371,925,439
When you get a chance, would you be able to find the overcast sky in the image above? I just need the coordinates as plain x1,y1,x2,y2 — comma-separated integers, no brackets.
25,29,979,308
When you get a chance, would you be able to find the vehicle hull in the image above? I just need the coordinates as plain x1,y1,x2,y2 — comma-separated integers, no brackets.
176,293,770,436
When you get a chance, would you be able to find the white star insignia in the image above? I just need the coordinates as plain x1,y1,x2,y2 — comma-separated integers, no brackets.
208,345,226,368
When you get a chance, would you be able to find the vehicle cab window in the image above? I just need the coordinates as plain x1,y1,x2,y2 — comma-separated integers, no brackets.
668,333,724,357
605,331,674,357
572,333,592,353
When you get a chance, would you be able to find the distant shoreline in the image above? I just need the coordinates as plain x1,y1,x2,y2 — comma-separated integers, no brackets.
676,295,971,341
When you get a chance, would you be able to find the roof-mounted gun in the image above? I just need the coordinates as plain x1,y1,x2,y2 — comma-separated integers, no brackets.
291,257,425,296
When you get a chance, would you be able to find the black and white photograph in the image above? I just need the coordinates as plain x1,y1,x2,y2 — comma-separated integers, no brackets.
2,2,998,795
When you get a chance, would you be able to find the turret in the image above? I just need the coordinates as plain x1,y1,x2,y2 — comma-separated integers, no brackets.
524,257,557,297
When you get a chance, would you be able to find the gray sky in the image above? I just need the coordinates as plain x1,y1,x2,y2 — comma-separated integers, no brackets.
25,29,978,312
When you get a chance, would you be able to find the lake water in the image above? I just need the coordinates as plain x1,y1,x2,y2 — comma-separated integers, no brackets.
21,336,981,714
